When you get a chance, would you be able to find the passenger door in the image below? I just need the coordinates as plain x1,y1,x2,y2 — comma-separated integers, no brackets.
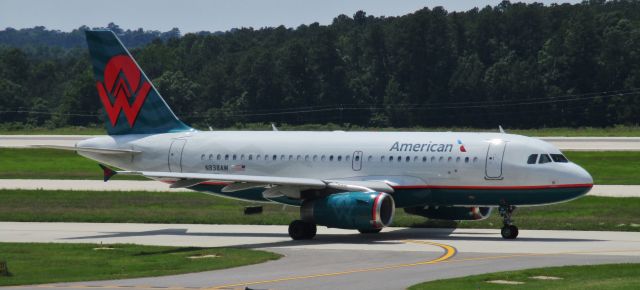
485,141,506,179
168,139,187,172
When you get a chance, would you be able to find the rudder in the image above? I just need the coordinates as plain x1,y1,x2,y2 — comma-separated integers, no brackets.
85,30,191,135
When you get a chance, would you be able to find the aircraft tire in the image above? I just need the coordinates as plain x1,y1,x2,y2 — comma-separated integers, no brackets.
501,225,519,239
358,228,382,234
289,220,316,240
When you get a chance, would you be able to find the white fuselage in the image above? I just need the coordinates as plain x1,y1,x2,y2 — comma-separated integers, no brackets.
78,130,592,199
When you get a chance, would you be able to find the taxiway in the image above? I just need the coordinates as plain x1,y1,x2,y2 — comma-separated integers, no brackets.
1,222,639,290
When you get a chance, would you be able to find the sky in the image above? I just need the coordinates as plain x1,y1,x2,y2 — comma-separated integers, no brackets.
0,0,582,33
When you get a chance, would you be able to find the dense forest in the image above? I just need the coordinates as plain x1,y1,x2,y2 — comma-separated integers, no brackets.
1,0,640,129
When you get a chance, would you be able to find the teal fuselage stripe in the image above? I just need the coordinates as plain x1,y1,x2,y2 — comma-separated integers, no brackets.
189,184,591,207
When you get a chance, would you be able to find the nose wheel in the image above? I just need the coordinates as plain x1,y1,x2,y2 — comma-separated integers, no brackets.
288,220,317,240
499,205,518,239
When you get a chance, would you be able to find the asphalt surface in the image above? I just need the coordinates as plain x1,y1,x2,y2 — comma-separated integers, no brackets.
2,135,640,151
1,222,640,290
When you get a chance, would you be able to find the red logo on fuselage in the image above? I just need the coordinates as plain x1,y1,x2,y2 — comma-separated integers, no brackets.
96,55,150,127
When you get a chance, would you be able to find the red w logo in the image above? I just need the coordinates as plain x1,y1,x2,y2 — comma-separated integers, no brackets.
96,55,150,127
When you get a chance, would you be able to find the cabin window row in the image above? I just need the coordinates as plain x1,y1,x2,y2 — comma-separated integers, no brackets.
200,153,479,164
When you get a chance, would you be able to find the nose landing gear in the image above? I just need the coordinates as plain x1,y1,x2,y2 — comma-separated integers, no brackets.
499,205,518,239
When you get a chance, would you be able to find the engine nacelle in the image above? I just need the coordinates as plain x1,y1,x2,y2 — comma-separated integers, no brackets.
301,192,395,230
404,206,492,221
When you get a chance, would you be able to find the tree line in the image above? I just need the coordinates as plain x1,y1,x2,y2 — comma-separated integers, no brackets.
1,0,640,130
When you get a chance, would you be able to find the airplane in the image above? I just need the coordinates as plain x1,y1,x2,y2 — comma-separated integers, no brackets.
43,30,594,240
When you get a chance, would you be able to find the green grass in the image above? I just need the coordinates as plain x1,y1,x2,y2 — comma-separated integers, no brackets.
564,151,640,185
409,263,640,289
0,149,637,184
0,242,280,286
0,148,143,180
3,124,640,136
0,190,638,231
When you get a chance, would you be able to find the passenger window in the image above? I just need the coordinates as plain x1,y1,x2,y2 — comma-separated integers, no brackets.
313,155,318,161
297,155,302,161
422,156,427,162
355,155,360,161
539,154,552,164
551,154,569,163
465,157,469,163
273,155,278,161
329,155,334,161
321,155,326,161
406,156,410,162
249,154,253,160
473,157,478,163
289,155,293,160
381,156,385,162
456,157,461,163
447,157,452,162
217,154,221,160
233,154,237,160
346,155,351,162
201,154,205,160
225,154,229,160
208,154,213,160
389,156,393,162
240,154,245,160
439,156,444,162
305,155,309,161
367,156,371,162
527,154,538,164
397,156,402,162
257,155,262,161
431,156,436,162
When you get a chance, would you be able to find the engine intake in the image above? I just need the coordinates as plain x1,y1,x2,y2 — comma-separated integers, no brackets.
302,192,395,230
404,206,492,221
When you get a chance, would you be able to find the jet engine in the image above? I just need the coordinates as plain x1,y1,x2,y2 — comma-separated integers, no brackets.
301,192,395,230
404,206,492,221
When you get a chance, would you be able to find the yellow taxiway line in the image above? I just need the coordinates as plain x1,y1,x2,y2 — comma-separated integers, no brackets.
206,240,457,289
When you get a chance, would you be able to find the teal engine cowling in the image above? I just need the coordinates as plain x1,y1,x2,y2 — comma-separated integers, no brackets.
301,192,395,230
404,206,492,220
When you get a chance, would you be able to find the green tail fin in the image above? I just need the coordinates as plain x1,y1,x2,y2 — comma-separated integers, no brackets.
85,30,192,135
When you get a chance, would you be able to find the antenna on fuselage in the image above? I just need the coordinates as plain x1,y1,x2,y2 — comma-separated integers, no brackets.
271,123,279,131
499,125,506,134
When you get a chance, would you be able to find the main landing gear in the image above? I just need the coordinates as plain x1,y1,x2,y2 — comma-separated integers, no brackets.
499,204,519,239
288,220,317,240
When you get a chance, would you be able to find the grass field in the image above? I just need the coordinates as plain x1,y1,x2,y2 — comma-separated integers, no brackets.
0,190,638,231
3,124,640,136
0,242,280,286
0,148,637,184
409,263,640,289
0,148,143,180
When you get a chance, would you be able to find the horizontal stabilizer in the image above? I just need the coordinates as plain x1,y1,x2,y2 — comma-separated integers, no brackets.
31,145,141,154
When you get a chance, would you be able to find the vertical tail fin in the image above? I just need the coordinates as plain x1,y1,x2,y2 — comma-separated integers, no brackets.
85,30,192,135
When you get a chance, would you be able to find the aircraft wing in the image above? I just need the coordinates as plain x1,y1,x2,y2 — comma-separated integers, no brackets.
104,166,395,197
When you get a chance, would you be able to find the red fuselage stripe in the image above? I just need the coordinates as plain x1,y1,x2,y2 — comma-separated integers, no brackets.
168,181,593,191
392,184,593,190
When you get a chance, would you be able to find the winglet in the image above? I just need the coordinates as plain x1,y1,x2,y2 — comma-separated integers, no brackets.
99,164,117,182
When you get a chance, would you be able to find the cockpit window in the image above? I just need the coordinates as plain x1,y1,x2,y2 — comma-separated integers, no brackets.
527,154,538,164
539,154,552,164
550,154,569,163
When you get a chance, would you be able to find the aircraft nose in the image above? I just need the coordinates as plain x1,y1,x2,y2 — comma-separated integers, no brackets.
568,162,593,187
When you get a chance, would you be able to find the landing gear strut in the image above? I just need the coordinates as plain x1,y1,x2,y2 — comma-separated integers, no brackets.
288,220,317,240
499,205,518,239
